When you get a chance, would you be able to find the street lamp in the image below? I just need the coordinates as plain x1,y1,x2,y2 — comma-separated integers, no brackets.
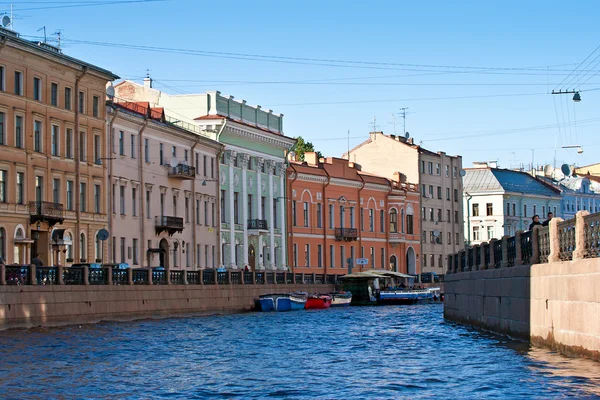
562,145,583,154
551,89,582,102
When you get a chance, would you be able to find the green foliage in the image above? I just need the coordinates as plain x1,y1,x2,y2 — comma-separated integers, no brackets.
293,136,323,161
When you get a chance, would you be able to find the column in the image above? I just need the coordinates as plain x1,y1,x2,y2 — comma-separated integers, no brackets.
257,158,264,270
268,161,276,270
279,163,287,270
228,150,236,268
242,154,249,268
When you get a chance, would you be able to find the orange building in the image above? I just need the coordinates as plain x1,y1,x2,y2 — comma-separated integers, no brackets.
287,153,421,275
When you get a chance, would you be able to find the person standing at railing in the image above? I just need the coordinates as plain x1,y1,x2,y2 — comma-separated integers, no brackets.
31,254,43,268
529,215,542,231
542,212,554,227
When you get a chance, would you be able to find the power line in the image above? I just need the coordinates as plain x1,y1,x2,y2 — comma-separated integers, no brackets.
554,44,600,90
14,0,165,11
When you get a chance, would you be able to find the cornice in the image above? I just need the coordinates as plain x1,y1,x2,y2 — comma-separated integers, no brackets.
225,124,295,151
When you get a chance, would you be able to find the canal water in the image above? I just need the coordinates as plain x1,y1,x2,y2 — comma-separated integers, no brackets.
0,304,599,399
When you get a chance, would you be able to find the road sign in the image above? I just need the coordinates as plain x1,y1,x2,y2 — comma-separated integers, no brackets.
356,258,369,265
97,229,109,241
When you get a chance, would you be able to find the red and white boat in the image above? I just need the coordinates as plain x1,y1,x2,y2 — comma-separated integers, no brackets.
305,294,332,310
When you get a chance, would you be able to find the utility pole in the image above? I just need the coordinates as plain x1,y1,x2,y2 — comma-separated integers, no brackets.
399,107,409,134
37,26,46,43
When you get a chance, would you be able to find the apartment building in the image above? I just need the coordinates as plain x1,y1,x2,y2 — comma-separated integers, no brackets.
114,81,296,270
287,153,421,275
344,131,463,274
0,27,118,265
108,101,222,269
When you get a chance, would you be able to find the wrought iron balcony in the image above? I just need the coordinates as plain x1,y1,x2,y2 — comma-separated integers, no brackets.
29,201,64,227
247,219,268,230
155,215,184,236
334,227,358,242
168,164,196,179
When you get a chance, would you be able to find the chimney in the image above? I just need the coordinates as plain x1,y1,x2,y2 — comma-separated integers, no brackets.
304,152,318,166
489,161,498,169
143,76,153,89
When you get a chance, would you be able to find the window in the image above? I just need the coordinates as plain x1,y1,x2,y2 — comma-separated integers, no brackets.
146,190,151,218
487,226,494,240
65,87,72,110
16,172,24,204
66,129,73,159
317,203,322,228
406,214,414,234
390,209,398,232
212,203,216,226
349,207,355,228
80,183,87,212
204,201,209,225
370,247,375,268
185,197,190,223
0,112,4,145
14,71,22,95
429,208,434,221
159,143,164,165
0,170,6,202
421,160,425,173
437,186,442,199
35,176,43,202
327,204,335,229
132,188,137,216
53,178,60,204
445,165,449,177
317,245,323,268
542,206,546,217
132,238,139,265
94,185,101,213
329,245,334,268
423,231,427,243
233,192,239,224
303,202,309,227
80,233,87,262
130,134,136,158
119,131,124,155
93,96,99,118
79,131,86,161
33,77,42,101
553,206,557,215
34,121,42,152
446,188,450,201
380,210,385,232
220,190,226,222
453,166,457,178
203,155,207,176
429,185,434,198
486,203,493,216
473,226,480,241
436,163,441,175
524,204,527,218
184,150,188,163
423,254,427,267
454,189,458,202
455,232,460,245
437,209,442,222
339,206,345,229
447,209,451,223
78,91,85,113
428,162,433,174
421,184,426,197
93,135,101,164
430,254,435,268
472,203,479,216
172,195,177,217
454,210,459,223
0,66,4,91
292,200,297,226
120,237,126,263
120,185,125,215
15,116,23,148
211,157,215,178
340,246,345,269
304,244,310,267
447,232,451,245
144,138,149,162
171,146,176,159
506,203,510,216
51,83,58,106
512,203,516,216
52,125,60,156
533,205,537,216
66,180,74,210
369,209,374,232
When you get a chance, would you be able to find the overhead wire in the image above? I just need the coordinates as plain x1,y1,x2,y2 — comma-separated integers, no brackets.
14,0,166,11
554,44,600,90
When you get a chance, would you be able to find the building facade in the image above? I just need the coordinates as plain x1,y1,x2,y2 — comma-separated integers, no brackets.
344,131,463,275
463,163,562,245
287,153,421,275
0,27,118,266
114,81,296,270
108,101,222,269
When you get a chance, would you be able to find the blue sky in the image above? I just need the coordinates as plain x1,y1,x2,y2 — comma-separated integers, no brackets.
10,0,600,170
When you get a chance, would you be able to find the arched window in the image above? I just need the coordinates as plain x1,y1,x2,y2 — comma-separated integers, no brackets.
95,232,101,262
14,228,24,264
389,209,398,233
66,232,73,261
80,233,86,262
401,209,405,233
0,228,5,262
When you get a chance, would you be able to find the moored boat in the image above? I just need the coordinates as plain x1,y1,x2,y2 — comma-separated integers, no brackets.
377,288,434,305
305,294,332,310
259,292,307,312
330,291,352,307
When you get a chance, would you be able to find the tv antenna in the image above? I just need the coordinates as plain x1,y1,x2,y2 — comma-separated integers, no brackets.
369,116,380,132
399,107,409,135
37,26,47,43
53,29,62,48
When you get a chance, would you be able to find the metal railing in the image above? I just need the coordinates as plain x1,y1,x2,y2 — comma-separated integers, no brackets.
276,272,285,284
483,243,490,269
112,269,128,285
557,219,575,261
334,228,358,241
28,201,64,221
6,266,29,285
266,272,275,284
132,269,149,285
187,271,200,285
520,231,532,265
203,269,215,285
63,268,84,285
243,271,254,284
507,237,516,267
217,271,229,284
89,268,108,285
168,164,196,179
583,213,600,258
155,216,184,230
255,272,265,284
492,240,503,268
153,270,167,285
36,267,58,285
170,270,184,285
539,226,550,263
230,271,241,284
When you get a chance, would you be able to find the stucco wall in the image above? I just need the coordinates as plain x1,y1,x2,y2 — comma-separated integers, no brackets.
0,284,335,330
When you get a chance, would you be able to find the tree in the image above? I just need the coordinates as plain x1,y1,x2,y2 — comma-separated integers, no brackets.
293,136,323,161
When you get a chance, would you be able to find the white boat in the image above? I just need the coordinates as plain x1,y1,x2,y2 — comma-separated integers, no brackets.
329,291,352,307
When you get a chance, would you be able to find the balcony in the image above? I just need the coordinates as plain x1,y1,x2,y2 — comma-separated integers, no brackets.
155,216,184,236
168,164,195,180
334,227,358,242
247,219,268,236
29,201,64,227
389,232,402,243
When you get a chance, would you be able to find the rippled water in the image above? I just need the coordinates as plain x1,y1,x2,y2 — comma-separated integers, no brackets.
0,304,599,399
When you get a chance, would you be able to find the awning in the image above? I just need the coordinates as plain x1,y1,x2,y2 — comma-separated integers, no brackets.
147,248,166,254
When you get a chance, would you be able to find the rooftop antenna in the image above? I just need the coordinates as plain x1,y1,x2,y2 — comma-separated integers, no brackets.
37,26,46,43
53,29,62,48
369,116,380,132
399,107,409,135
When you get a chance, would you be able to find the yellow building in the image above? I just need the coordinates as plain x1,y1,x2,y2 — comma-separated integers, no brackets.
575,163,600,177
0,27,118,265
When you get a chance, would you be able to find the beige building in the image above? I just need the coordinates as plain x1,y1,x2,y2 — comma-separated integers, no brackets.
108,101,223,269
344,131,464,275
575,163,600,177
0,27,118,266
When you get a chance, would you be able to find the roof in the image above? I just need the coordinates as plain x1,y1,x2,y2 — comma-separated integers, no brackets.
195,114,296,142
345,132,456,159
464,168,561,197
113,101,166,122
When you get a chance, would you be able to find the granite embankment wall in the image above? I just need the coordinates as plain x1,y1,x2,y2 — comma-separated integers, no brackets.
444,259,600,361
0,284,335,330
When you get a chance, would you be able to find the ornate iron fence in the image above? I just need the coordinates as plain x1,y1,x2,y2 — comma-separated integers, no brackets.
243,271,254,284
63,268,84,285
132,269,149,285
217,271,229,284
583,213,600,258
493,240,503,268
475,247,481,269
538,226,550,263
304,274,314,284
36,267,58,285
286,273,294,284
266,272,275,284
326,274,337,284
467,248,474,270
315,274,324,284
507,237,516,267
483,243,490,269
170,270,185,285
255,272,265,284
230,271,241,284
152,270,167,285
558,219,576,261
187,271,200,285
6,266,29,285
203,269,215,285
276,272,285,284
89,268,108,285
295,273,303,283
460,251,466,272
112,269,128,285
520,231,532,265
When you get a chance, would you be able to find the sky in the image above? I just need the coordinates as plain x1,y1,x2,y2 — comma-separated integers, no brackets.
8,0,600,171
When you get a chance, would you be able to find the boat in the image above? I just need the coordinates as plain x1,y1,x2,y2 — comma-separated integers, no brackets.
329,291,352,307
259,292,307,312
377,288,434,305
305,294,332,310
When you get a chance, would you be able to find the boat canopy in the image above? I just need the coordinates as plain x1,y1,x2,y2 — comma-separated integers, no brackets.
341,269,414,280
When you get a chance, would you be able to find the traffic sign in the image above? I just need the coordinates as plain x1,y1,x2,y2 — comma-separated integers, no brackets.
356,258,369,265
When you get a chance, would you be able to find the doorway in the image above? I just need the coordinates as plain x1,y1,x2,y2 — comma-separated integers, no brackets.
389,255,398,272
248,244,256,271
406,247,416,275
159,239,169,269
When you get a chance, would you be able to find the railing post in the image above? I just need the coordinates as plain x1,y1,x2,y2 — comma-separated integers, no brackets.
531,226,541,264
500,236,509,268
479,244,486,270
573,210,590,260
183,270,189,285
548,218,563,263
166,267,171,285
106,266,113,285
57,265,64,285
147,268,153,285
514,231,523,266
489,238,498,268
83,266,89,285
127,268,133,285
472,245,479,271
240,270,245,285
0,264,5,285
200,269,205,285
227,270,231,285
458,250,465,272
300,273,305,285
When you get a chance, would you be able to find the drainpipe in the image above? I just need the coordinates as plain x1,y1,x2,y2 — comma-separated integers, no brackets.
357,173,366,272
74,67,88,262
288,163,299,273
107,106,119,262
190,135,203,270
137,119,148,266
464,192,472,247
215,120,227,267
